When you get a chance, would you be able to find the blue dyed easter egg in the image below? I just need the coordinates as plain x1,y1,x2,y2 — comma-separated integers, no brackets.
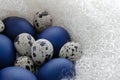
37,26,71,57
3,16,35,40
0,67,37,80
37,58,75,80
0,34,15,69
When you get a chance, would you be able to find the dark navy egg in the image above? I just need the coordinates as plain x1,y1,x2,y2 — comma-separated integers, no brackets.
37,26,71,57
37,58,75,80
0,34,15,69
0,67,37,80
3,16,35,40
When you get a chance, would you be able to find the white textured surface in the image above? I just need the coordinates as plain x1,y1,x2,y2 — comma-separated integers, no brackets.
1,0,120,80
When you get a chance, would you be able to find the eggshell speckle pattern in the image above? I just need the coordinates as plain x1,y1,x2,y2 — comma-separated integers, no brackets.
33,10,53,33
0,20,5,32
14,56,35,73
59,42,82,63
14,33,35,56
31,39,53,65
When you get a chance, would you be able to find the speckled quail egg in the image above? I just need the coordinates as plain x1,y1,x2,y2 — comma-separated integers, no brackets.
31,39,53,65
14,56,35,73
33,10,53,33
14,33,35,56
0,20,5,32
59,42,82,63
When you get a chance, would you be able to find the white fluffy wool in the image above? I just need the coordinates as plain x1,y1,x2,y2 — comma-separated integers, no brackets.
1,0,120,80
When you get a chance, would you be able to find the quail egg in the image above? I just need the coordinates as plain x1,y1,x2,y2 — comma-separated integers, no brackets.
14,56,35,73
31,39,53,65
33,10,53,33
14,33,35,56
59,42,82,63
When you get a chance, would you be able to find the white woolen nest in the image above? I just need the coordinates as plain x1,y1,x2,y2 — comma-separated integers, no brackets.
1,0,120,80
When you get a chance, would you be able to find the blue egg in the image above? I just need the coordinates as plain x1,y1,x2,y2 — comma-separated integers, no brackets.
0,34,15,69
3,17,35,40
37,26,71,57
0,67,37,80
37,58,75,80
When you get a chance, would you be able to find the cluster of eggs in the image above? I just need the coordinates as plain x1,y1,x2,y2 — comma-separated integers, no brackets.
0,10,82,80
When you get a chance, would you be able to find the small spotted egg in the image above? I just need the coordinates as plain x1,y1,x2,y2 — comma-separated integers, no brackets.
31,39,53,65
14,33,35,56
0,20,5,32
59,42,82,63
33,10,53,33
14,56,35,73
